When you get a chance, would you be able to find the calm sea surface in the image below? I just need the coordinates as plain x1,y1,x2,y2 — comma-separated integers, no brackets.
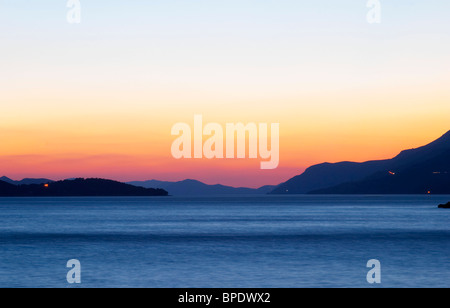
0,195,449,288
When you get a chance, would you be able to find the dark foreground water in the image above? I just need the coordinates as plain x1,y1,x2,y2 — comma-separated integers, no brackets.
0,195,449,288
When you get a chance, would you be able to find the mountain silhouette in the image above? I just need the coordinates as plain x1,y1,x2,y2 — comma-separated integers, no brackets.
0,178,168,197
271,130,450,194
0,176,54,186
128,179,276,196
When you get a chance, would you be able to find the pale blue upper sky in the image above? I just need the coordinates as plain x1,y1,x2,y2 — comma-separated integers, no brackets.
1,0,450,125
1,1,449,108
2,1,449,70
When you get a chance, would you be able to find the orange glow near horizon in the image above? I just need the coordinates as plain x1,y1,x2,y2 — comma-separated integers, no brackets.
1,86,450,188
0,113,448,187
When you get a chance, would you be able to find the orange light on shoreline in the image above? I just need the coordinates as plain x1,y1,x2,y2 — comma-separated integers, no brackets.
44,184,49,188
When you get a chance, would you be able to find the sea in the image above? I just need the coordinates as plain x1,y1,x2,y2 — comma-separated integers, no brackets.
0,195,449,288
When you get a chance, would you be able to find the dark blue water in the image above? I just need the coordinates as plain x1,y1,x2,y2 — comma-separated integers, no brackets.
0,195,449,288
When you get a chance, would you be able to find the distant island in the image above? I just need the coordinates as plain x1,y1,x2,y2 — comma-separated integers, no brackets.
271,130,450,194
0,176,55,186
0,178,168,197
127,179,276,196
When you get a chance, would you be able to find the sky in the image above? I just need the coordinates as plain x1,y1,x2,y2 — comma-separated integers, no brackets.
1,0,449,187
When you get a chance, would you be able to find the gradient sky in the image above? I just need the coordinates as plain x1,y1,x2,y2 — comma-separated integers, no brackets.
1,1,450,187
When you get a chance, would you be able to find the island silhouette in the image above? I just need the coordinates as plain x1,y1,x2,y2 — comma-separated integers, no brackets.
127,179,276,196
0,178,168,197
